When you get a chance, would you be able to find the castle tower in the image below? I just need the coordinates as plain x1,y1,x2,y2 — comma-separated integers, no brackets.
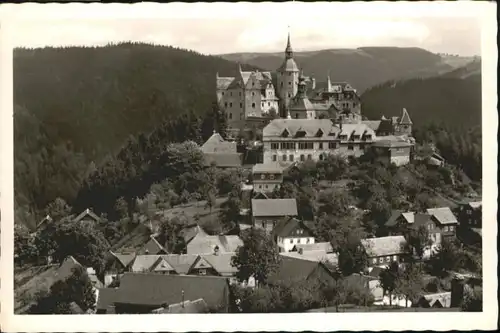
277,31,300,116
396,108,413,135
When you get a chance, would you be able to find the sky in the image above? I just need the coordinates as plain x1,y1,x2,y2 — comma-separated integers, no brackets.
1,2,490,57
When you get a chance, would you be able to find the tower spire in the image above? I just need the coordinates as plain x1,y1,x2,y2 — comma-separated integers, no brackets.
285,27,293,59
327,73,332,93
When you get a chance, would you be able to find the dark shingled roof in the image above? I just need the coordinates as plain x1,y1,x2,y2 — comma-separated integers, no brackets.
251,198,298,217
74,208,100,223
203,153,243,168
137,236,166,255
113,273,230,310
268,256,325,284
96,288,119,312
273,217,313,238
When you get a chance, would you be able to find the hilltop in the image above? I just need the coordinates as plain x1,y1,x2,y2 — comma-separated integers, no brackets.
219,47,475,92
361,60,482,130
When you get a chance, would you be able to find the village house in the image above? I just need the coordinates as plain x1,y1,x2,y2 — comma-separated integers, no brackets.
251,198,298,233
103,250,136,286
186,228,243,255
74,208,101,224
137,235,167,255
262,118,376,164
273,217,315,252
371,138,414,166
268,255,337,286
251,162,285,193
385,210,416,234
456,199,482,229
426,207,459,241
104,273,232,314
200,131,243,168
361,236,408,268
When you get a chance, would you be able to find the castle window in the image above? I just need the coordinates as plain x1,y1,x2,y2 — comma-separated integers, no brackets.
299,142,314,150
288,93,291,98
300,154,305,161
289,155,294,161
295,114,299,119
280,142,295,150
364,134,372,140
307,154,312,160
268,102,271,106
224,102,228,107
222,92,224,96
348,144,354,150
240,103,243,108
272,155,277,161
282,155,287,161
252,103,256,108
318,143,323,150
329,142,337,149
252,92,255,96
229,102,233,107
269,174,275,180
281,82,283,88
288,82,291,86
319,154,324,161
271,143,279,150
229,113,233,120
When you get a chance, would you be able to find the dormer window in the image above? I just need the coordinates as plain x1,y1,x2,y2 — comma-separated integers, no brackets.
316,129,324,137
282,129,290,137
295,129,306,138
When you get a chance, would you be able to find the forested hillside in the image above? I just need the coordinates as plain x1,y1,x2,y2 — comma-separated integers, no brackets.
14,43,257,224
361,60,482,181
220,47,463,92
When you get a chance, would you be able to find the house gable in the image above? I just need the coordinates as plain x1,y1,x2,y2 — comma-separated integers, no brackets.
151,257,176,273
191,256,214,271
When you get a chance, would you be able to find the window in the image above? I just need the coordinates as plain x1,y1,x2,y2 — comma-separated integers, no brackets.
360,143,365,150
272,155,277,161
265,185,268,189
450,226,454,231
229,113,233,120
386,256,391,262
393,255,398,261
252,92,255,96
271,143,279,149
379,257,384,263
240,103,243,108
229,102,233,107
348,144,354,150
288,93,291,98
224,102,228,107
373,258,377,264
307,154,313,160
289,155,294,161
300,154,305,161
339,135,348,141
280,142,295,150
307,238,310,244
282,155,287,161
329,142,337,149
364,135,372,140
427,224,432,231
289,239,293,244
269,174,275,180
252,103,255,108
444,226,449,232
281,82,283,87
319,154,324,161
297,238,301,244
268,102,271,106
318,142,323,150
230,92,233,96
299,142,314,150
352,135,360,140
260,174,266,180
198,269,207,276
222,92,225,96
288,82,291,85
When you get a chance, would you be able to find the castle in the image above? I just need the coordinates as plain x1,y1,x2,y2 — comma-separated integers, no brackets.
215,33,414,166
216,33,371,129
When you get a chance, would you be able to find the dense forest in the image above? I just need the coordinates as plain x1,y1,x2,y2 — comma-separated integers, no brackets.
14,43,257,227
14,43,482,230
361,60,482,182
220,47,470,92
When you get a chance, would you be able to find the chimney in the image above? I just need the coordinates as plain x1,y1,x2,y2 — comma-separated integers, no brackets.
145,249,149,254
214,245,220,255
181,290,185,308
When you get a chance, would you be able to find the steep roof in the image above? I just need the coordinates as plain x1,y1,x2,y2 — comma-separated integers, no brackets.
130,254,163,272
216,76,235,90
202,253,237,276
289,96,316,112
399,108,413,125
413,213,434,227
201,132,237,154
137,236,166,255
362,120,382,132
251,198,298,217
273,217,312,238
187,233,243,255
263,118,339,139
181,225,207,244
278,58,300,72
56,256,84,281
385,210,414,227
361,236,407,257
268,256,329,285
252,163,284,174
160,254,199,274
153,298,209,314
426,207,458,225
280,250,338,266
293,242,333,253
109,251,137,268
203,153,243,168
114,273,230,309
74,208,100,223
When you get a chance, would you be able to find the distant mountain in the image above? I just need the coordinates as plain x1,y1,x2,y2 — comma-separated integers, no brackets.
14,43,261,161
219,47,476,92
360,60,482,130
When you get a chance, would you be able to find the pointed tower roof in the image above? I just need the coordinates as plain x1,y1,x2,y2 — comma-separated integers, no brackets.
400,108,413,125
285,30,294,59
327,75,332,93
